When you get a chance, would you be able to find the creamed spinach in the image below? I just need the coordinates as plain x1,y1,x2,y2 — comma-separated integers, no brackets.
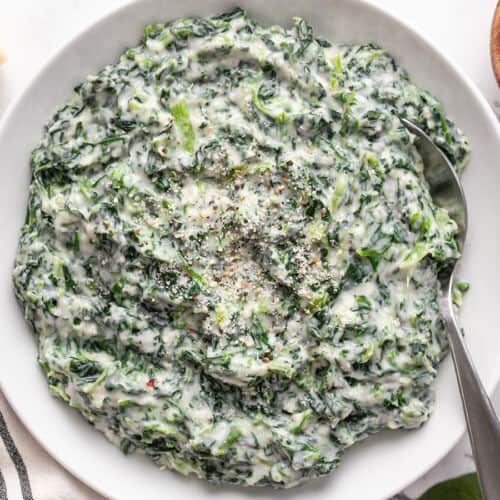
13,9,470,488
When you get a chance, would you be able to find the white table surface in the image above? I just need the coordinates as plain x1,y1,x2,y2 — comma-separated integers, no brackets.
0,1,498,498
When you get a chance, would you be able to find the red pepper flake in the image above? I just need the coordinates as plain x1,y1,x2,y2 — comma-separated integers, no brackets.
146,378,155,388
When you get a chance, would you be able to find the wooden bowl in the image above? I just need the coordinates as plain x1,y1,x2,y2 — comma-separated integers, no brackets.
491,1,500,84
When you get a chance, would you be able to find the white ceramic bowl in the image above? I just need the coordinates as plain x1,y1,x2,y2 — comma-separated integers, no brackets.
1,1,500,499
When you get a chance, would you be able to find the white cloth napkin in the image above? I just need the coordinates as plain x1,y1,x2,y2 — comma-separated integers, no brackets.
0,391,104,500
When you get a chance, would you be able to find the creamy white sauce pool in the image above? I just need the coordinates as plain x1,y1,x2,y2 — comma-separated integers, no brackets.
13,9,470,488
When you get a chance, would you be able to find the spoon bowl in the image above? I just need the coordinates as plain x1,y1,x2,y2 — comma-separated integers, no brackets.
402,118,467,252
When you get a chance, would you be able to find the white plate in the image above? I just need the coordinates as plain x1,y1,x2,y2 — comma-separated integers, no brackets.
1,1,500,499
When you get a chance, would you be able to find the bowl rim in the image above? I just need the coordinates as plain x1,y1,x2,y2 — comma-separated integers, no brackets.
1,1,500,498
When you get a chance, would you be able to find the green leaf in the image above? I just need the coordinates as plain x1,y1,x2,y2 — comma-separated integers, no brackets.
330,176,347,211
112,276,125,305
69,357,103,384
354,294,372,312
252,87,288,124
182,264,205,285
85,134,128,147
62,264,77,292
356,247,385,271
289,409,313,434
67,230,80,252
249,317,270,350
418,473,481,500
307,292,330,313
456,280,470,293
267,358,295,378
331,54,343,76
401,242,431,269
171,99,195,152
214,426,241,456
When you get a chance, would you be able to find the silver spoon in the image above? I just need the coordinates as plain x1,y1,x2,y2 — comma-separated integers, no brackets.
402,118,500,500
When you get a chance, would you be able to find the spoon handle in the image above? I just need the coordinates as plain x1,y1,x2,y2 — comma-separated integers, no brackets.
441,277,500,500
